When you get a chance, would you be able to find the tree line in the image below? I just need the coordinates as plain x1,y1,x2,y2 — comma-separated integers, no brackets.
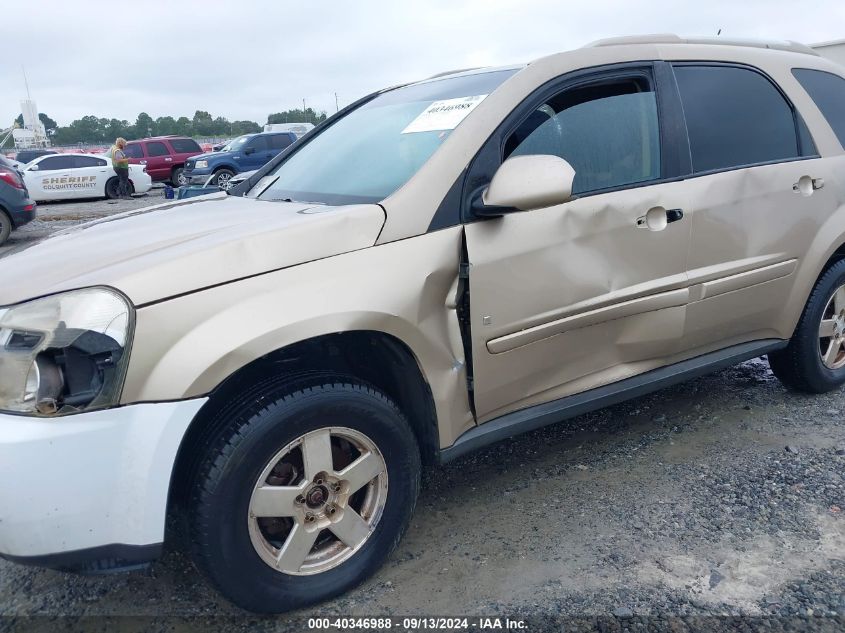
6,108,329,146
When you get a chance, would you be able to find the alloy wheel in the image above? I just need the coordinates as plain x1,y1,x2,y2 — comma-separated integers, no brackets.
247,427,388,575
819,283,845,369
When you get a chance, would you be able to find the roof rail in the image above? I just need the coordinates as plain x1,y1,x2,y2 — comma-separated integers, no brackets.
583,34,819,57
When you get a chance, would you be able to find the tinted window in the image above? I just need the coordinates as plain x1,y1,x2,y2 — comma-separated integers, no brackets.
73,156,107,168
792,68,845,148
36,156,74,171
269,134,293,150
123,143,144,158
504,78,661,194
169,138,201,153
248,136,269,152
674,65,799,172
146,141,169,157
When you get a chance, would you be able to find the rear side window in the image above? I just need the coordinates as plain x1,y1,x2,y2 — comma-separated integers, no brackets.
674,65,800,173
146,141,169,157
792,68,845,148
123,144,144,158
504,77,661,194
169,138,201,153
248,136,269,151
269,134,293,150
73,156,107,168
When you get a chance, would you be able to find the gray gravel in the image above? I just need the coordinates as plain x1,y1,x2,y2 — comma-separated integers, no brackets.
0,199,843,631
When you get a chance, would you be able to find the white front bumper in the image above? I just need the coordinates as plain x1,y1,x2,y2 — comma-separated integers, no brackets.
0,399,206,560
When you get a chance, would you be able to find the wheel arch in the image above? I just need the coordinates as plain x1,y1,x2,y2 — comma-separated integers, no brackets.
779,209,845,338
166,330,439,521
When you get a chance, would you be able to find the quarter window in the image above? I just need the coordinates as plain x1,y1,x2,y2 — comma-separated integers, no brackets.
504,78,661,194
146,142,169,157
792,68,845,148
673,65,800,173
73,156,107,168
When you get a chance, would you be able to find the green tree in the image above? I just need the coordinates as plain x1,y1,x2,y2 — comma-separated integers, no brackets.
267,108,327,125
14,112,59,134
231,120,261,135
155,116,178,135
176,117,192,135
133,112,155,138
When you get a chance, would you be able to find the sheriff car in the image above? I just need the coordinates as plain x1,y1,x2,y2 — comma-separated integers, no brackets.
20,153,152,202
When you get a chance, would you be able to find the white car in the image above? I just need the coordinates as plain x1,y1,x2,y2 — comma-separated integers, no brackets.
21,153,152,202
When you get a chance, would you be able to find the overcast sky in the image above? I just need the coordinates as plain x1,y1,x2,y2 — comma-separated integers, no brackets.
3,0,844,128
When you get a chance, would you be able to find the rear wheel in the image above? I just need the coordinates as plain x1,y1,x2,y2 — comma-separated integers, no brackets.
770,259,845,392
187,380,420,613
0,210,11,246
212,169,235,190
105,177,119,199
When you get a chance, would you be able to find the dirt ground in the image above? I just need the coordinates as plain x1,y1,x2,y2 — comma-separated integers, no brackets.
0,194,843,629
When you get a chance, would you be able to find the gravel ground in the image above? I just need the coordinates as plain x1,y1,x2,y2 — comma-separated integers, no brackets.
0,197,843,632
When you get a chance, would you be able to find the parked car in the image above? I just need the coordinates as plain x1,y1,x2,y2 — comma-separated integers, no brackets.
5,35,845,614
0,155,36,245
20,153,152,201
12,148,56,166
123,136,204,186
183,131,297,189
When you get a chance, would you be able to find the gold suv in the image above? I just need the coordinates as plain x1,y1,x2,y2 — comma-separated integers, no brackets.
2,35,845,612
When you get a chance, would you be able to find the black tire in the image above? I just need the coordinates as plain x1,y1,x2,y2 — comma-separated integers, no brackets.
0,210,11,246
171,167,186,187
187,380,421,613
212,168,236,190
769,258,845,393
105,177,119,199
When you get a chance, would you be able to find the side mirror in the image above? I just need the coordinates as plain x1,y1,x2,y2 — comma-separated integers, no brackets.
476,154,575,216
28,164,39,172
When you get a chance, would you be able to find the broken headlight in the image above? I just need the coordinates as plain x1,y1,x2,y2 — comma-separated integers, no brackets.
0,288,133,416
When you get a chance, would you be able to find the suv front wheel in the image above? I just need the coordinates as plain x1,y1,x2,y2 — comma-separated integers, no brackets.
770,258,845,393
187,380,421,613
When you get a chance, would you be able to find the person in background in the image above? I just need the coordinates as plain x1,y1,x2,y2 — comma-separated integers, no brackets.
110,137,131,200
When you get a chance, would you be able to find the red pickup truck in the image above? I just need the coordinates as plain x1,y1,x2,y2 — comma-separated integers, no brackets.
123,136,203,186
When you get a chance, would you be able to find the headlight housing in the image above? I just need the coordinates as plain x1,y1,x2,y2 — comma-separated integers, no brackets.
0,288,133,416
195,160,208,169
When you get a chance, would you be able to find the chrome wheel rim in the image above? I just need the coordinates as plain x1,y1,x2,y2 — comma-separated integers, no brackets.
247,427,388,575
177,171,187,185
819,283,845,369
216,172,233,189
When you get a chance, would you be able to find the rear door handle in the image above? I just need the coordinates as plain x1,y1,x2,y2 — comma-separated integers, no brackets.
793,175,824,196
636,207,684,231
666,208,684,223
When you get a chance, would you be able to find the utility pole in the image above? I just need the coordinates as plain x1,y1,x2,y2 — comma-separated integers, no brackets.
335,92,339,113
303,98,307,122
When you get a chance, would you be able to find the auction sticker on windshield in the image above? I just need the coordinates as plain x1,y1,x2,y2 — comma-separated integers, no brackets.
402,94,487,134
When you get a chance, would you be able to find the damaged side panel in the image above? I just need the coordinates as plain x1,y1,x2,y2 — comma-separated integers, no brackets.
122,226,477,449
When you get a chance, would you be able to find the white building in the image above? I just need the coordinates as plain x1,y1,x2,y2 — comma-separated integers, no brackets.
812,39,845,66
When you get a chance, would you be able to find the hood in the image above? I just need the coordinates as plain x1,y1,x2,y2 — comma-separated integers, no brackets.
0,193,386,307
190,151,218,162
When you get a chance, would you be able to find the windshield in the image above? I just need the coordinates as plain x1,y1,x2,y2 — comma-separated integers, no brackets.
222,135,252,152
253,69,518,205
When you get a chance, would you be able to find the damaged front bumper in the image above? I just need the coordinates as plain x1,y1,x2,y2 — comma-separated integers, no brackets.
0,399,206,572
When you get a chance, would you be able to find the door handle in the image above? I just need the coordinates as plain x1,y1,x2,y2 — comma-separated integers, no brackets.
793,175,824,196
165,157,172,162
636,207,684,231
